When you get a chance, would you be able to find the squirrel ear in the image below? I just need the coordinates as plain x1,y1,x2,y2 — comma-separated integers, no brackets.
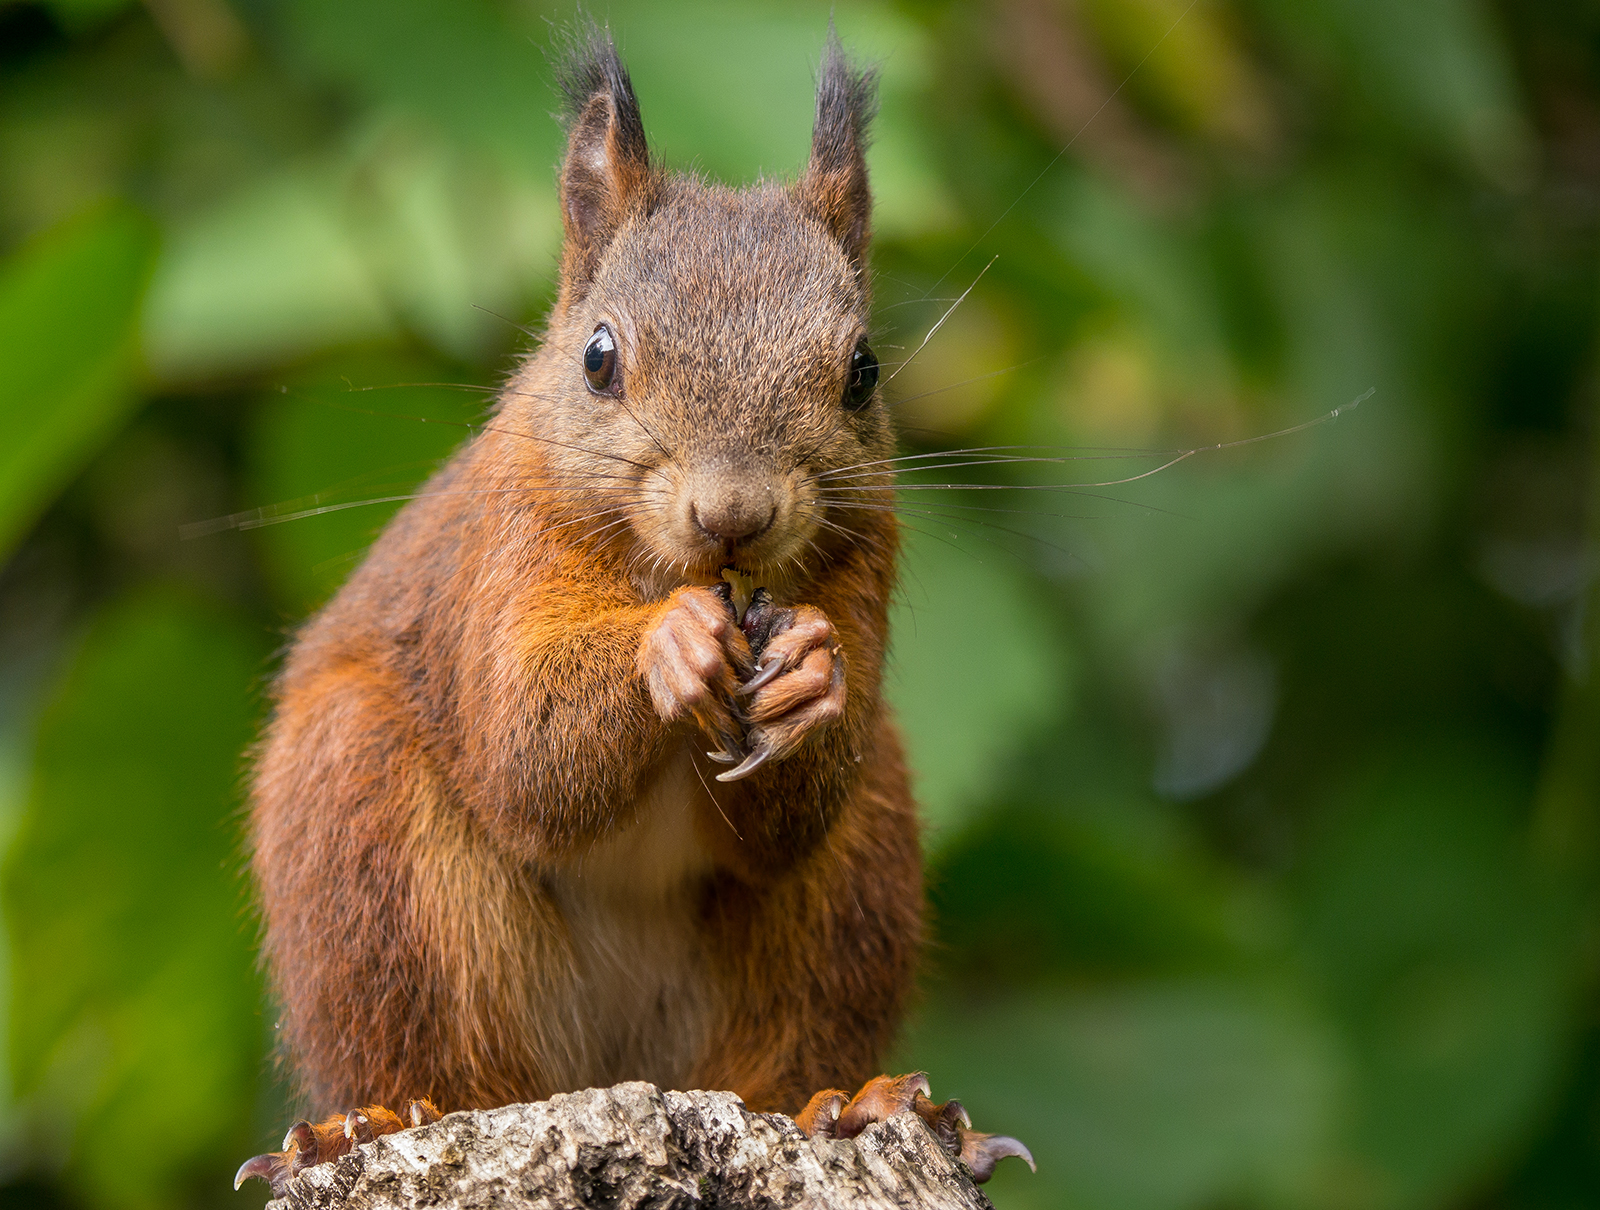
555,24,652,292
797,28,878,269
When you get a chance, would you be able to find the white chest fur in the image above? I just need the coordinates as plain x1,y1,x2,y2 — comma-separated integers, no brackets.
541,744,717,1090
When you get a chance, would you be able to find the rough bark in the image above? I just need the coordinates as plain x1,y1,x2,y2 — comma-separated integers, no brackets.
267,1081,996,1210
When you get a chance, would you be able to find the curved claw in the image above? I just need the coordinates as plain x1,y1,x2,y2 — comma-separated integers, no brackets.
232,1152,281,1192
716,724,748,762
236,1105,429,1197
795,1088,848,1139
704,722,747,764
284,1119,316,1154
916,1094,972,1153
407,1098,442,1127
234,1118,324,1195
737,655,784,696
836,1072,933,1138
715,742,772,782
959,1129,1036,1183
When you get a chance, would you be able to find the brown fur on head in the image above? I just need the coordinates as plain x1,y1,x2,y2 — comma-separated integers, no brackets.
513,24,893,597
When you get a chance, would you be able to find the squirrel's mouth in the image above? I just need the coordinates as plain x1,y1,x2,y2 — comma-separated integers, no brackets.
628,526,812,597
621,467,823,595
661,517,807,578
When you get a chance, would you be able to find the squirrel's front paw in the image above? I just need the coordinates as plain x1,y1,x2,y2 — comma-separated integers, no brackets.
716,598,845,782
638,585,753,761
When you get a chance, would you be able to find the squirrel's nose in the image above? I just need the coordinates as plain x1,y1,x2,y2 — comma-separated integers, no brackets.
691,497,776,545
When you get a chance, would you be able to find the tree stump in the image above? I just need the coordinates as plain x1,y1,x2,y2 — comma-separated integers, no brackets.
266,1081,996,1209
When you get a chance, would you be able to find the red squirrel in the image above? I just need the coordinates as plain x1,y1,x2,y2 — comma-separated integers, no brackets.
235,25,1031,1196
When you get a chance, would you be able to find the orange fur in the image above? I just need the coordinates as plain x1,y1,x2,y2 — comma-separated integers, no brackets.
248,27,921,1132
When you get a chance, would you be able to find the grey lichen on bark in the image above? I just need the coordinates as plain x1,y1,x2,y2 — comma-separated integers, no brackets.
266,1081,996,1209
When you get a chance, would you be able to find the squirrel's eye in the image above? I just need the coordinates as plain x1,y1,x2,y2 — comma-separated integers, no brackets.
583,325,619,394
844,340,878,411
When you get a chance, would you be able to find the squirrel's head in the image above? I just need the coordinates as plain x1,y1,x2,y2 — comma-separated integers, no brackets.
504,25,894,591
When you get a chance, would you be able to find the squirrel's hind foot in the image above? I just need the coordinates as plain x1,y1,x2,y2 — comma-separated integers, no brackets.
796,1073,1033,1185
234,1099,440,1196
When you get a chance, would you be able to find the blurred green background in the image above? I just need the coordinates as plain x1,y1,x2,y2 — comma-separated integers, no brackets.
0,0,1597,1208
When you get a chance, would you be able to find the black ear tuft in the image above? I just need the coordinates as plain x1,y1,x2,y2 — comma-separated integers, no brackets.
798,26,879,269
552,20,653,297
554,21,648,171
810,27,879,179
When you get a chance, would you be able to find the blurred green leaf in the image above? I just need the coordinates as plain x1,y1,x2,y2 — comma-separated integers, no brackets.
930,802,1264,982
340,129,558,360
1533,363,1600,867
142,167,394,383
1042,171,1440,658
902,978,1342,1210
246,353,486,613
1296,744,1577,1207
0,202,156,564
887,525,1071,840
1260,0,1530,182
38,0,136,34
1083,0,1275,147
284,0,560,177
4,590,267,1210
1050,172,1228,364
143,134,560,381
